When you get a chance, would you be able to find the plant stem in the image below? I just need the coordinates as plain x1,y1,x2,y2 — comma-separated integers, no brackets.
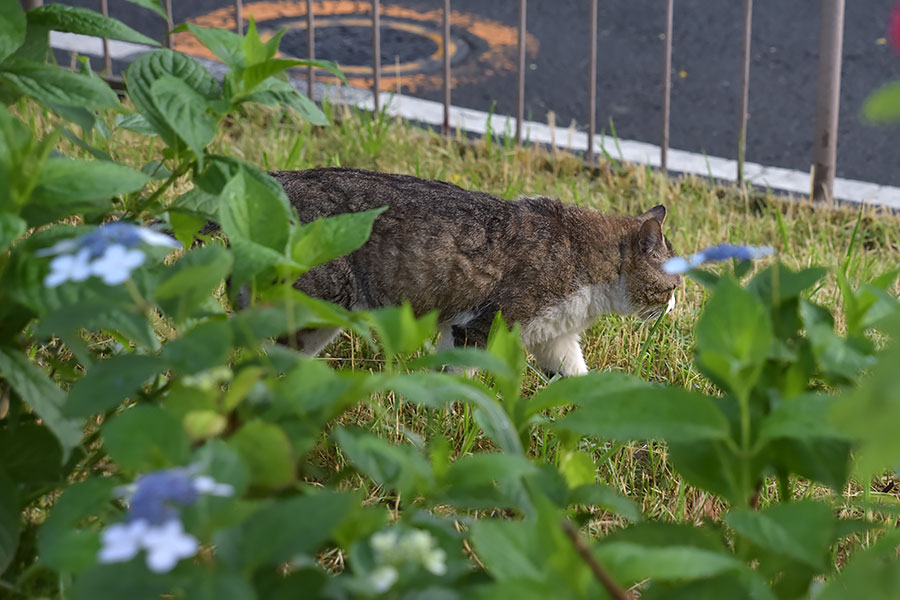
737,387,753,508
130,161,193,216
561,521,633,600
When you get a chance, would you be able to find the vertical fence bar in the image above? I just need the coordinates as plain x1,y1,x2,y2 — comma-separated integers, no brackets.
20,0,42,10
164,0,174,48
442,0,451,134
811,0,845,202
587,0,598,163
737,0,752,183
515,0,526,144
100,0,112,75
235,0,244,36
660,0,673,170
372,0,381,113
306,0,314,95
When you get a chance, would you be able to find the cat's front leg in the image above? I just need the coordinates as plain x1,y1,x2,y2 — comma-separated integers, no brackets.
528,334,589,377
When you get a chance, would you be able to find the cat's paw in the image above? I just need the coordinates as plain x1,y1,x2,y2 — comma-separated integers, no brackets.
559,361,590,377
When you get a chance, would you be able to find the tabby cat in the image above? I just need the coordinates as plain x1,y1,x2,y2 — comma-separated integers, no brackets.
271,168,680,376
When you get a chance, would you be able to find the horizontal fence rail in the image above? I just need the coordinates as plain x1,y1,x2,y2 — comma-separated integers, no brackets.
57,0,850,203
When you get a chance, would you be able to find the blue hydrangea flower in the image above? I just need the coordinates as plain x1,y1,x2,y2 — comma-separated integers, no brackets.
37,222,181,288
663,243,774,274
98,467,233,573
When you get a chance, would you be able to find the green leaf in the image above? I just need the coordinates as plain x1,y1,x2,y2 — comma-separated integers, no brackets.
374,373,524,455
527,370,645,416
150,75,218,163
439,452,536,510
242,18,274,66
818,530,900,600
0,59,119,111
641,574,776,600
102,404,190,472
191,440,251,497
767,437,850,491
758,394,846,444
113,112,157,136
369,303,438,360
169,187,220,220
694,277,773,396
169,211,205,248
0,469,19,575
800,300,875,383
333,427,434,496
228,420,295,488
34,299,159,351
725,500,834,570
594,542,742,583
746,263,827,305
553,374,731,443
9,19,49,63
220,168,291,252
568,483,641,521
0,212,25,252
38,478,116,573
0,0,26,62
486,313,525,417
863,80,900,123
468,519,542,582
122,0,169,21
270,359,368,422
125,50,220,148
27,4,160,46
24,157,149,227
183,410,227,441
558,449,596,488
215,491,355,569
178,569,256,600
0,346,83,461
290,206,386,272
242,57,344,92
155,245,233,324
409,347,515,380
833,313,900,478
0,422,63,489
668,438,746,504
242,78,328,125
180,24,245,71
65,354,168,418
71,561,175,600
161,319,233,374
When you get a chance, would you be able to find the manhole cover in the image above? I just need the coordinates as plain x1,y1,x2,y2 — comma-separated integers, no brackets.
175,0,538,93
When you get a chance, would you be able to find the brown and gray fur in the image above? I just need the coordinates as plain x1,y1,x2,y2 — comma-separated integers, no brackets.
271,167,680,376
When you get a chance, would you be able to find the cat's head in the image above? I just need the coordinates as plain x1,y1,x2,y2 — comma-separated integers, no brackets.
621,205,681,320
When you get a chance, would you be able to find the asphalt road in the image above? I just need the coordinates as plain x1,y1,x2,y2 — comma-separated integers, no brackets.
59,0,900,187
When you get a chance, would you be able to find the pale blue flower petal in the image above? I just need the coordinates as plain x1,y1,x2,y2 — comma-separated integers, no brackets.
90,245,146,285
664,244,774,274
141,519,198,573
98,520,148,564
663,256,690,274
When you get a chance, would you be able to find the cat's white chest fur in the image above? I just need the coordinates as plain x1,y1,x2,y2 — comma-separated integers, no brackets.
520,278,632,376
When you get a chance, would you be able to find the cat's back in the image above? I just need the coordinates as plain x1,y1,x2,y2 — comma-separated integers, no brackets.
270,167,509,223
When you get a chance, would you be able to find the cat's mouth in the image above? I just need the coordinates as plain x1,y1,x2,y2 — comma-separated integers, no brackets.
638,296,675,321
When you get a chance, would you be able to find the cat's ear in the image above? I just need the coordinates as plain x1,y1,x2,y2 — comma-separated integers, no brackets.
639,205,667,225
638,218,663,254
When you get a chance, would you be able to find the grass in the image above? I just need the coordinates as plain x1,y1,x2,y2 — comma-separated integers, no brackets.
21,99,900,572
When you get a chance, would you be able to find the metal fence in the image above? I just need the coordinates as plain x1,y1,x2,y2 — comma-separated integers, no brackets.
74,0,847,203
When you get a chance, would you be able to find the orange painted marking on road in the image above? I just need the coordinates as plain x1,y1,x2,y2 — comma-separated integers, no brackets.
173,0,538,93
